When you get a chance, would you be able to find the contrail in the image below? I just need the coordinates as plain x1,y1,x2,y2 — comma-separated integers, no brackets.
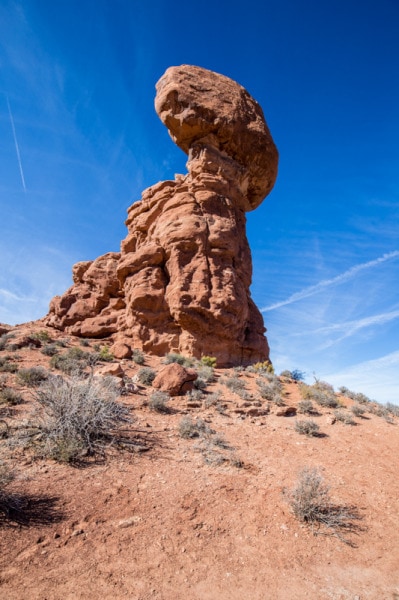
6,96,26,192
261,250,399,312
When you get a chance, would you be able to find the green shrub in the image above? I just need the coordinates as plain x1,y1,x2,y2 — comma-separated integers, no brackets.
98,346,114,362
50,347,95,375
137,367,156,386
32,374,131,462
17,367,48,387
200,356,217,368
31,330,52,343
148,391,170,412
164,353,187,366
294,419,320,437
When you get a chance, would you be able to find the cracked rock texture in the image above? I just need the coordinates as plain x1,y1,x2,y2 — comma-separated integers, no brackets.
45,65,278,366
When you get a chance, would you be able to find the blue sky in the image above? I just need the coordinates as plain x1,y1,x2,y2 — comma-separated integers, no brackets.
1,0,398,403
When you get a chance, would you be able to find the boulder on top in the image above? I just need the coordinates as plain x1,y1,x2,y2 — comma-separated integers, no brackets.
44,65,278,367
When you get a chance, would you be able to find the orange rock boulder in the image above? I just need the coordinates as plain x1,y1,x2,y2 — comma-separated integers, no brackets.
44,65,278,366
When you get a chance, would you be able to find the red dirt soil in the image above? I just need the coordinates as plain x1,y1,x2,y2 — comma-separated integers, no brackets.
0,324,398,600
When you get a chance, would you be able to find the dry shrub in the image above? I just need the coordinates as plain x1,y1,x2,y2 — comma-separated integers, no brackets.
137,367,156,386
0,461,21,518
179,416,209,438
294,419,320,437
148,390,170,412
17,366,48,387
31,374,131,462
288,467,362,545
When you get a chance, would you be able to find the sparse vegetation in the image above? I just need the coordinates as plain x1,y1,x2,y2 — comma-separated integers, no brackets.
0,387,23,405
50,347,96,375
203,391,221,408
334,410,356,425
351,404,366,418
297,400,316,415
0,357,19,374
200,356,217,368
17,366,48,387
196,365,215,383
30,374,131,462
339,387,371,404
257,377,283,404
294,419,320,437
31,330,52,343
148,390,170,412
163,352,193,367
248,361,274,374
280,369,305,381
287,467,361,544
0,461,19,519
299,383,338,408
386,402,399,417
178,416,209,438
0,334,13,351
98,346,114,362
41,343,59,357
132,349,145,365
186,389,205,401
137,367,156,386
224,376,246,393
193,377,208,390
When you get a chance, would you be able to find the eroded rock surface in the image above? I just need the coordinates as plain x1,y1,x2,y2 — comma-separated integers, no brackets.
44,65,278,366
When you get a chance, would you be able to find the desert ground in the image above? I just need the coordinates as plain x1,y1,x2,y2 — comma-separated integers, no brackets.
0,323,398,600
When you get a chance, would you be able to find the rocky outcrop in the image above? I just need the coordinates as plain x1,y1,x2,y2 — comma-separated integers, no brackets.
152,363,197,397
44,65,278,366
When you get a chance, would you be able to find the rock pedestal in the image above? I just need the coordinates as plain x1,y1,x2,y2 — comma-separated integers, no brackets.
44,65,278,366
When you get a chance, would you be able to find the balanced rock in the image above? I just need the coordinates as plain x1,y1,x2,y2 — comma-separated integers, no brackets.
44,65,278,366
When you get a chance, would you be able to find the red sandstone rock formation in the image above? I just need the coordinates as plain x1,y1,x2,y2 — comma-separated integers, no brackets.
44,65,278,366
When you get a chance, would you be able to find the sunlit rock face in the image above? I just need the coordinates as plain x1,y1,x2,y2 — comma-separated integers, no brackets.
45,65,278,366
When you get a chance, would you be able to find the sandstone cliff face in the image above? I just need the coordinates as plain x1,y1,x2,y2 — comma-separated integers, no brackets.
45,65,278,366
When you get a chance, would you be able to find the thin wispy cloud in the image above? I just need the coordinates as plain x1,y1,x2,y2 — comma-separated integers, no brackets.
325,350,399,405
0,288,32,302
6,96,26,192
261,251,399,312
313,308,399,336
315,308,399,350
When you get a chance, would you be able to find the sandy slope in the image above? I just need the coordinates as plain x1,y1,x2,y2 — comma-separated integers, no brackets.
0,325,398,599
